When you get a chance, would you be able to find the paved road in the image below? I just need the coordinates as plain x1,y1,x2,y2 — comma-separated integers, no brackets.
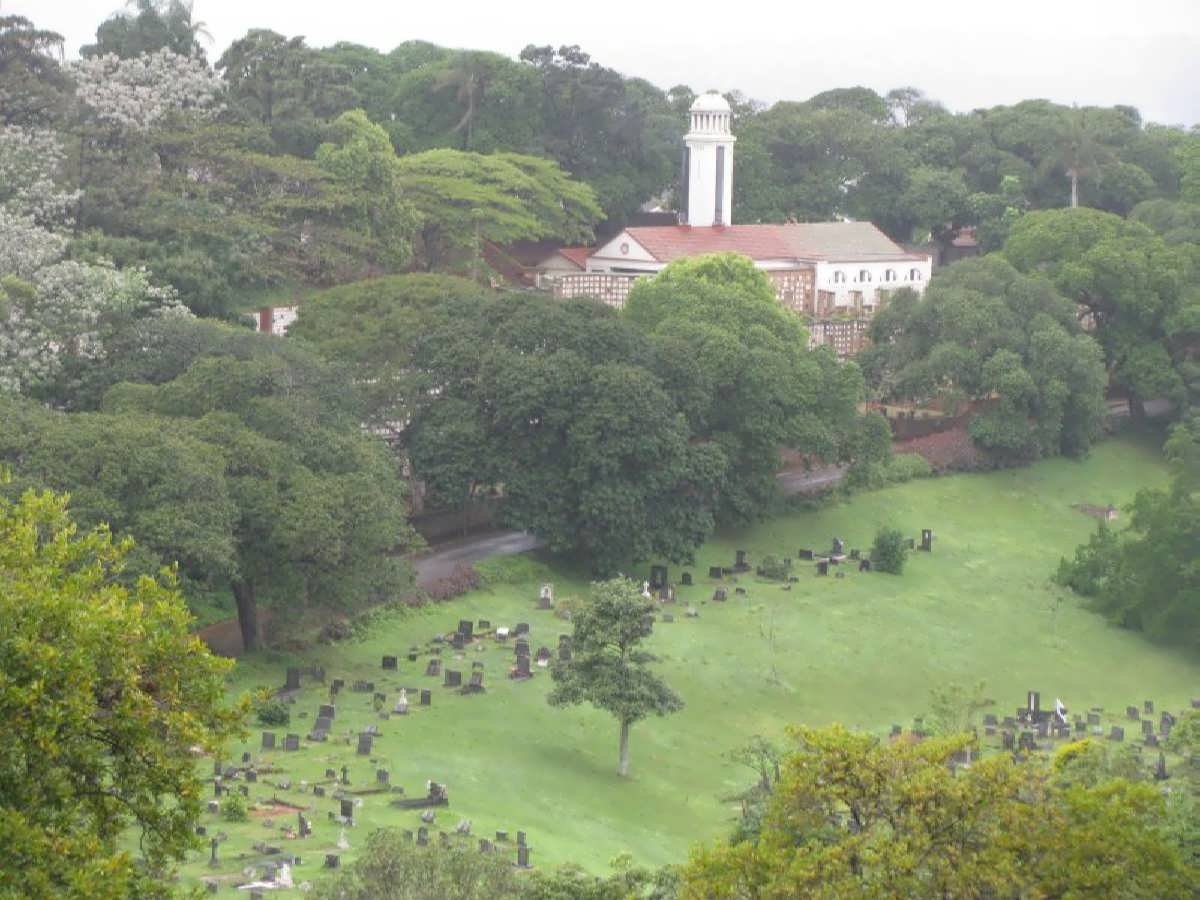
776,464,848,495
414,529,545,587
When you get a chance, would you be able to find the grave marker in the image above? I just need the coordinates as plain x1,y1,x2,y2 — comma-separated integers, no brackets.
425,659,442,677
262,731,276,750
920,529,933,552
284,734,300,752
284,667,302,691
712,588,727,602
681,572,693,586
420,689,432,706
444,670,462,688
357,733,374,755
382,655,398,670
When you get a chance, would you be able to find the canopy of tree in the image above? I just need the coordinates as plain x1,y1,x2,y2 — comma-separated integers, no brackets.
860,256,1108,462
0,485,243,897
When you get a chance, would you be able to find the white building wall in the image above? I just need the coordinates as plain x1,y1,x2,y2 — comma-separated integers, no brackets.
813,257,932,307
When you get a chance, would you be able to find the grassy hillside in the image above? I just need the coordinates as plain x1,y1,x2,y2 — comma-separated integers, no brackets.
185,435,1199,889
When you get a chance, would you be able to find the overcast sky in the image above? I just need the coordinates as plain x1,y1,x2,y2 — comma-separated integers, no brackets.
15,0,1200,126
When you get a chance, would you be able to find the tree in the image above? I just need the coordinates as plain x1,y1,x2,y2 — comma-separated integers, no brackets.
312,828,518,900
549,578,683,777
81,0,211,60
0,16,69,128
0,485,243,897
681,725,1196,898
626,254,862,524
861,256,1108,462
394,148,601,271
870,526,907,574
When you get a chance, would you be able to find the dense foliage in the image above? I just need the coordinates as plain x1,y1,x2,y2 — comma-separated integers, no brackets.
0,486,244,898
869,527,908,574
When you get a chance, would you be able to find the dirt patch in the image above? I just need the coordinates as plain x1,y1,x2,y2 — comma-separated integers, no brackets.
251,799,308,818
1072,502,1118,521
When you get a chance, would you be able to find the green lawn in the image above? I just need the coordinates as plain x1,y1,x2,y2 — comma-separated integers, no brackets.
184,435,1200,889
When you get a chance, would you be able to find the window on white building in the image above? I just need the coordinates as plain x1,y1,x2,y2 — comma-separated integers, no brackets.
909,268,923,281
859,269,872,282
884,269,896,282
833,271,846,284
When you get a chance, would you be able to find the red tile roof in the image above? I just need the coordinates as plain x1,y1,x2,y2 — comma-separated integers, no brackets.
556,246,592,269
610,222,928,263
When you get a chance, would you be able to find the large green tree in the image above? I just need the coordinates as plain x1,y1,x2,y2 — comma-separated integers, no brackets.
549,578,684,777
0,486,243,898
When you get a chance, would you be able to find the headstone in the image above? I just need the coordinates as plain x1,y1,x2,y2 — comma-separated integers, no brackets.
262,732,276,750
517,830,527,846
209,838,219,866
298,813,311,837
331,678,344,694
324,854,340,869
382,655,398,670
649,565,668,589
1109,726,1125,742
465,670,484,692
512,655,532,679
712,588,727,602
450,632,465,651
816,560,828,576
425,659,442,677
1141,719,1154,736
890,724,902,737
517,845,532,868
1145,733,1159,748
352,680,374,693
314,716,333,733
515,639,530,658
313,786,325,797
479,839,493,853
1087,712,1101,726
1002,731,1015,751
906,537,916,549
708,566,722,579
514,622,530,636
734,550,749,571
496,831,508,842
663,613,674,623
1074,720,1086,734
456,619,474,640
284,733,300,752
420,689,431,706
416,827,429,847
394,688,409,715
285,667,302,691
858,558,871,572
341,765,350,785
357,733,374,755
798,549,813,561
408,652,418,662
444,670,462,688
1143,699,1154,714
681,572,693,586
325,768,337,779
1126,705,1140,720
318,704,335,720
340,798,354,822
1018,731,1036,752
376,769,389,785
535,647,551,668
920,529,933,552
1154,752,1169,781
983,714,998,727
831,537,844,556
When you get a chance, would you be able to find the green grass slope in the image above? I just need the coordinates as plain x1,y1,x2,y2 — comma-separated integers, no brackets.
186,436,1199,888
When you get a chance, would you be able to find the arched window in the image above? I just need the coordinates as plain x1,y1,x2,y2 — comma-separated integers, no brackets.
909,268,923,281
833,271,846,284
859,269,872,283
884,269,896,282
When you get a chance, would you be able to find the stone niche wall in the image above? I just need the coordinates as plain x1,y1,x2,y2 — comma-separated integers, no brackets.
766,269,816,315
553,273,640,307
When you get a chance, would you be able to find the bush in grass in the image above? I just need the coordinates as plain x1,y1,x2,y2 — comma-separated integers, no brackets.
255,696,290,727
886,453,933,482
758,555,791,581
871,527,908,574
220,792,248,822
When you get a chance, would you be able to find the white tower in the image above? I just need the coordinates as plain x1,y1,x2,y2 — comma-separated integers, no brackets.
682,92,735,227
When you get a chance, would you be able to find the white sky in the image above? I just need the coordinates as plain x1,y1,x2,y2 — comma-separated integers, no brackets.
15,0,1200,126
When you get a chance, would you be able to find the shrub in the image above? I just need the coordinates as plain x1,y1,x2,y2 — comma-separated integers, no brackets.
220,792,248,822
255,697,290,727
886,453,933,482
871,527,908,574
424,564,481,601
758,555,792,581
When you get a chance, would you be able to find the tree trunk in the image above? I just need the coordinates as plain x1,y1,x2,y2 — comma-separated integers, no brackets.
232,580,261,653
617,719,631,777
1069,169,1079,208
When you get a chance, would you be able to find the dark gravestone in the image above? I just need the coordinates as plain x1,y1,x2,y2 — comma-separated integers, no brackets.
262,731,276,750
1154,752,1169,781
458,620,474,639
1145,733,1159,748
512,656,532,680
920,529,933,551
517,845,532,868
1160,712,1176,734
906,537,916,550
314,716,333,733
859,558,871,572
331,678,344,695
466,671,484,692
313,786,325,797
734,550,749,571
209,838,219,866
241,750,251,763
798,549,814,561
831,537,844,556
416,827,429,846
284,734,300,752
478,619,490,630
246,770,258,783
298,812,311,837
377,769,389,785
708,566,722,579
663,614,674,623
558,645,572,661
890,724,902,737
514,622,530,636
479,839,493,853
325,768,337,779
444,670,462,688
983,714,998,727
849,548,860,560
450,633,465,651
408,652,418,662
1018,732,1036,752
382,655,398,670
352,680,374,693
1142,719,1154,736
1087,712,1101,726
357,733,373,755
341,765,350,785
515,639,531,659
1002,716,1016,729
681,571,693,586
340,798,355,821
517,830,527,846
1109,726,1125,742
712,589,727,602
816,560,828,576
649,565,668,589
1126,706,1141,720
425,659,442,677
324,854,340,869
420,689,432,706
285,667,302,690
1144,699,1154,714
1074,720,1086,734
319,704,335,720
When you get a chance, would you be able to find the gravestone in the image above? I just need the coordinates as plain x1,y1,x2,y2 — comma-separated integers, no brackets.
517,831,527,846
420,689,432,706
444,670,462,688
1142,719,1154,736
517,846,532,868
849,548,860,560
425,659,442,677
708,566,722,579
352,680,374,693
241,750,251,763
890,724,902,737
816,560,828,576
983,714,998,727
262,732,276,750
382,655,397,670
408,652,418,662
681,572,693,586
1018,732,1036,752
1154,752,1169,781
1126,706,1141,720
514,622,530,636
319,704,335,720
496,831,508,842
663,613,674,623
1144,699,1154,714
247,770,257,783
1002,731,1015,751
1145,733,1159,748
377,769,389,785
798,549,813,560
298,813,311,837
324,854,340,869
1087,712,1101,726
341,765,350,785
479,839,493,853
515,639,531,658
416,827,429,846
478,619,490,630
313,786,325,797
340,798,355,822
906,537,916,549
209,838,219,866
465,671,484,693
395,688,409,715
649,565,668,589
325,768,337,779
685,606,698,617
858,558,871,572
1109,726,1125,742
920,529,933,552
314,716,333,733
535,647,552,667
450,633,464,651
512,656,532,680
458,619,474,640
331,678,344,694
734,550,749,572
712,588,727,602
357,733,373,755
831,537,844,556
1074,720,1086,734
1160,712,1175,734
558,644,572,661
285,667,302,691
284,734,300,752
